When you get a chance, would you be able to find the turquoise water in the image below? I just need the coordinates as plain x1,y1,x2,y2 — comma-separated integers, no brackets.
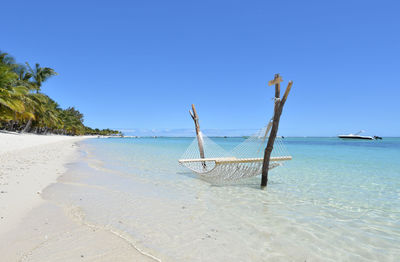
44,137,400,261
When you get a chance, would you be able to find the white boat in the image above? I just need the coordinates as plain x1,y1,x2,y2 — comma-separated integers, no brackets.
338,131,381,140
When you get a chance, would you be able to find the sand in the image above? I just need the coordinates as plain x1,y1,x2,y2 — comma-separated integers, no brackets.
0,132,88,235
0,132,154,261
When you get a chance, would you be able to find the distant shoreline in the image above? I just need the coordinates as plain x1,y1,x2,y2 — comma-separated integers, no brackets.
101,135,399,138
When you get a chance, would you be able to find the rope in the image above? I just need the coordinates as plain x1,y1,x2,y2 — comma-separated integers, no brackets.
179,124,291,183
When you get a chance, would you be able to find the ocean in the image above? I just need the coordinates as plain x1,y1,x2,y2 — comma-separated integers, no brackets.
42,137,400,261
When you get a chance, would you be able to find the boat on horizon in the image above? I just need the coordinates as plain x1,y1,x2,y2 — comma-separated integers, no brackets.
338,131,382,140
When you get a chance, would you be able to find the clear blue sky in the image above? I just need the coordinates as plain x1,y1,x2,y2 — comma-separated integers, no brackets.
2,0,399,136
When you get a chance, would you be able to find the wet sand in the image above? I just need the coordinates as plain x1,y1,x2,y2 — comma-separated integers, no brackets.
0,133,153,261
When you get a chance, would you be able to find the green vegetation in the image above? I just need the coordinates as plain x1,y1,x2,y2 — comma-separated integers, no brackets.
0,51,121,136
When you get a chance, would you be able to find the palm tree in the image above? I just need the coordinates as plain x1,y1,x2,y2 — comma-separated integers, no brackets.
0,62,30,122
0,51,16,67
59,107,85,135
1,50,121,136
35,95,62,133
25,63,57,92
15,65,33,83
22,63,57,132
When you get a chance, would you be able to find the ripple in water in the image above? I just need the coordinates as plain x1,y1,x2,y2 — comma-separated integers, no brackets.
42,137,400,261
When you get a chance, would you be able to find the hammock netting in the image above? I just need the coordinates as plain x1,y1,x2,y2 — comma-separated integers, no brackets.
179,125,292,183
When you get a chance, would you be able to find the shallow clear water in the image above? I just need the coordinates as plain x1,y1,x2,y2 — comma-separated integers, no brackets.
43,137,400,261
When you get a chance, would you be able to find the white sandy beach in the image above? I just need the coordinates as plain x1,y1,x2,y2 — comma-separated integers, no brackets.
0,132,153,261
1,132,398,261
0,132,88,235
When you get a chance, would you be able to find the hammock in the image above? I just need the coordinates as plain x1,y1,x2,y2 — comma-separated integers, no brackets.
178,124,292,183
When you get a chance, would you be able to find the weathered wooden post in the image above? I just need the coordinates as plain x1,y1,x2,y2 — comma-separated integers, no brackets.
189,104,206,167
261,74,293,188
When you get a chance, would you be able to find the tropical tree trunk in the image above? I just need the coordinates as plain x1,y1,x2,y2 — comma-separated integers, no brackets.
22,118,33,133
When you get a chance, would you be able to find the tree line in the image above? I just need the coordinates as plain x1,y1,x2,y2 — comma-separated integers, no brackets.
0,51,121,136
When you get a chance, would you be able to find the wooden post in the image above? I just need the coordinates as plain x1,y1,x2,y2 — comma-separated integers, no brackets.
189,104,206,167
261,74,293,188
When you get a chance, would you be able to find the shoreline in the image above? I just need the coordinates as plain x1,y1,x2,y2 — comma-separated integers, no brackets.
0,133,154,261
0,133,91,235
1,134,399,261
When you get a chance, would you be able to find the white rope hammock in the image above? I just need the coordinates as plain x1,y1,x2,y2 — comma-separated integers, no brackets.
178,125,292,183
